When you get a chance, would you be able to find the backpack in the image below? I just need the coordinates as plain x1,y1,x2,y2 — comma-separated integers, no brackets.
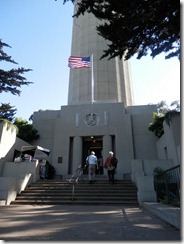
111,157,118,168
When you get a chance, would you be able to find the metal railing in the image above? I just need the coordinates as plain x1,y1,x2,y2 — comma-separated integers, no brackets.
68,164,87,200
154,165,180,206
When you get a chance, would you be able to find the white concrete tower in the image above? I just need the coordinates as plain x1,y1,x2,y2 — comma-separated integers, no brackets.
68,1,134,106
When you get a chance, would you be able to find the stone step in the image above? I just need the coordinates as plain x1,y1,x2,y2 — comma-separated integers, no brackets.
11,199,138,205
17,194,136,200
22,187,137,191
11,179,139,206
25,179,135,186
17,191,137,196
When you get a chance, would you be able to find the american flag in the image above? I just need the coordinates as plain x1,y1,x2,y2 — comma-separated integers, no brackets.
68,56,91,68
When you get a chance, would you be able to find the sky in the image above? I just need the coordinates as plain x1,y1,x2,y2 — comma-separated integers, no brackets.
0,0,180,121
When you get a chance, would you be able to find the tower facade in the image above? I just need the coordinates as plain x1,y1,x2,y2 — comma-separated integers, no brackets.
32,2,158,180
68,2,134,106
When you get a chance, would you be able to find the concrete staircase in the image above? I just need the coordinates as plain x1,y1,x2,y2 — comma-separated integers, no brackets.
10,178,139,205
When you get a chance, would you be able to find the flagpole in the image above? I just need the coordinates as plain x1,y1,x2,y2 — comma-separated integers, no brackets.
91,54,94,104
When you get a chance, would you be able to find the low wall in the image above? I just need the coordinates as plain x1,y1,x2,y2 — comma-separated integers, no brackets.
131,159,174,206
0,174,32,205
2,161,40,182
143,202,180,229
0,161,40,205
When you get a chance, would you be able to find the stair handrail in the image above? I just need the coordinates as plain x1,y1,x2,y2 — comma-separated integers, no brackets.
68,164,87,200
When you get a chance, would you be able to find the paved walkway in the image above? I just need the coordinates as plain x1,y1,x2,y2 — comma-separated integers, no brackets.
0,204,180,241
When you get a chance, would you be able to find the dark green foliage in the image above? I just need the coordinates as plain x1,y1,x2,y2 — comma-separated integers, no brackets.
0,67,32,96
0,103,17,122
13,118,40,143
148,101,180,138
0,39,32,96
63,0,180,60
148,112,165,138
148,111,180,138
0,40,39,142
0,40,17,64
153,167,164,175
0,39,32,121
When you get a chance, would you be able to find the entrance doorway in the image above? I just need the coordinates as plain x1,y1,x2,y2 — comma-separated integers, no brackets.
82,136,103,174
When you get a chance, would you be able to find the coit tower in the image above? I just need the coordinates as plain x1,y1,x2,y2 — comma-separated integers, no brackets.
68,0,134,106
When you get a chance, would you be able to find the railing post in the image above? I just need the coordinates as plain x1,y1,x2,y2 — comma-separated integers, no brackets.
69,164,86,201
164,173,170,203
72,184,75,200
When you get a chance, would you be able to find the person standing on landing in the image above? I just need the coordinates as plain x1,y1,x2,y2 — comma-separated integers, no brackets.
86,151,98,184
104,151,118,184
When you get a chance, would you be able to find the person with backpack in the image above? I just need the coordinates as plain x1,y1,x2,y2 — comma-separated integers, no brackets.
104,151,118,184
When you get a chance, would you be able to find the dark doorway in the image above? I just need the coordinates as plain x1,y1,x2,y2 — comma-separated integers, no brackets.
82,136,103,174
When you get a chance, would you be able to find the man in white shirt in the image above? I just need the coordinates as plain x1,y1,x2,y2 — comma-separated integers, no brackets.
86,151,98,184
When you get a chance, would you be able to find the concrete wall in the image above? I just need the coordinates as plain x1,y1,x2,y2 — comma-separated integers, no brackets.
131,114,157,159
32,110,59,163
0,175,32,205
131,159,175,205
2,161,40,182
0,161,39,205
0,121,17,158
131,159,174,183
0,135,31,176
51,103,135,178
156,113,180,166
143,202,180,229
0,120,41,205
0,121,17,175
126,105,158,160
130,113,180,206
32,103,158,179
0,177,18,205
